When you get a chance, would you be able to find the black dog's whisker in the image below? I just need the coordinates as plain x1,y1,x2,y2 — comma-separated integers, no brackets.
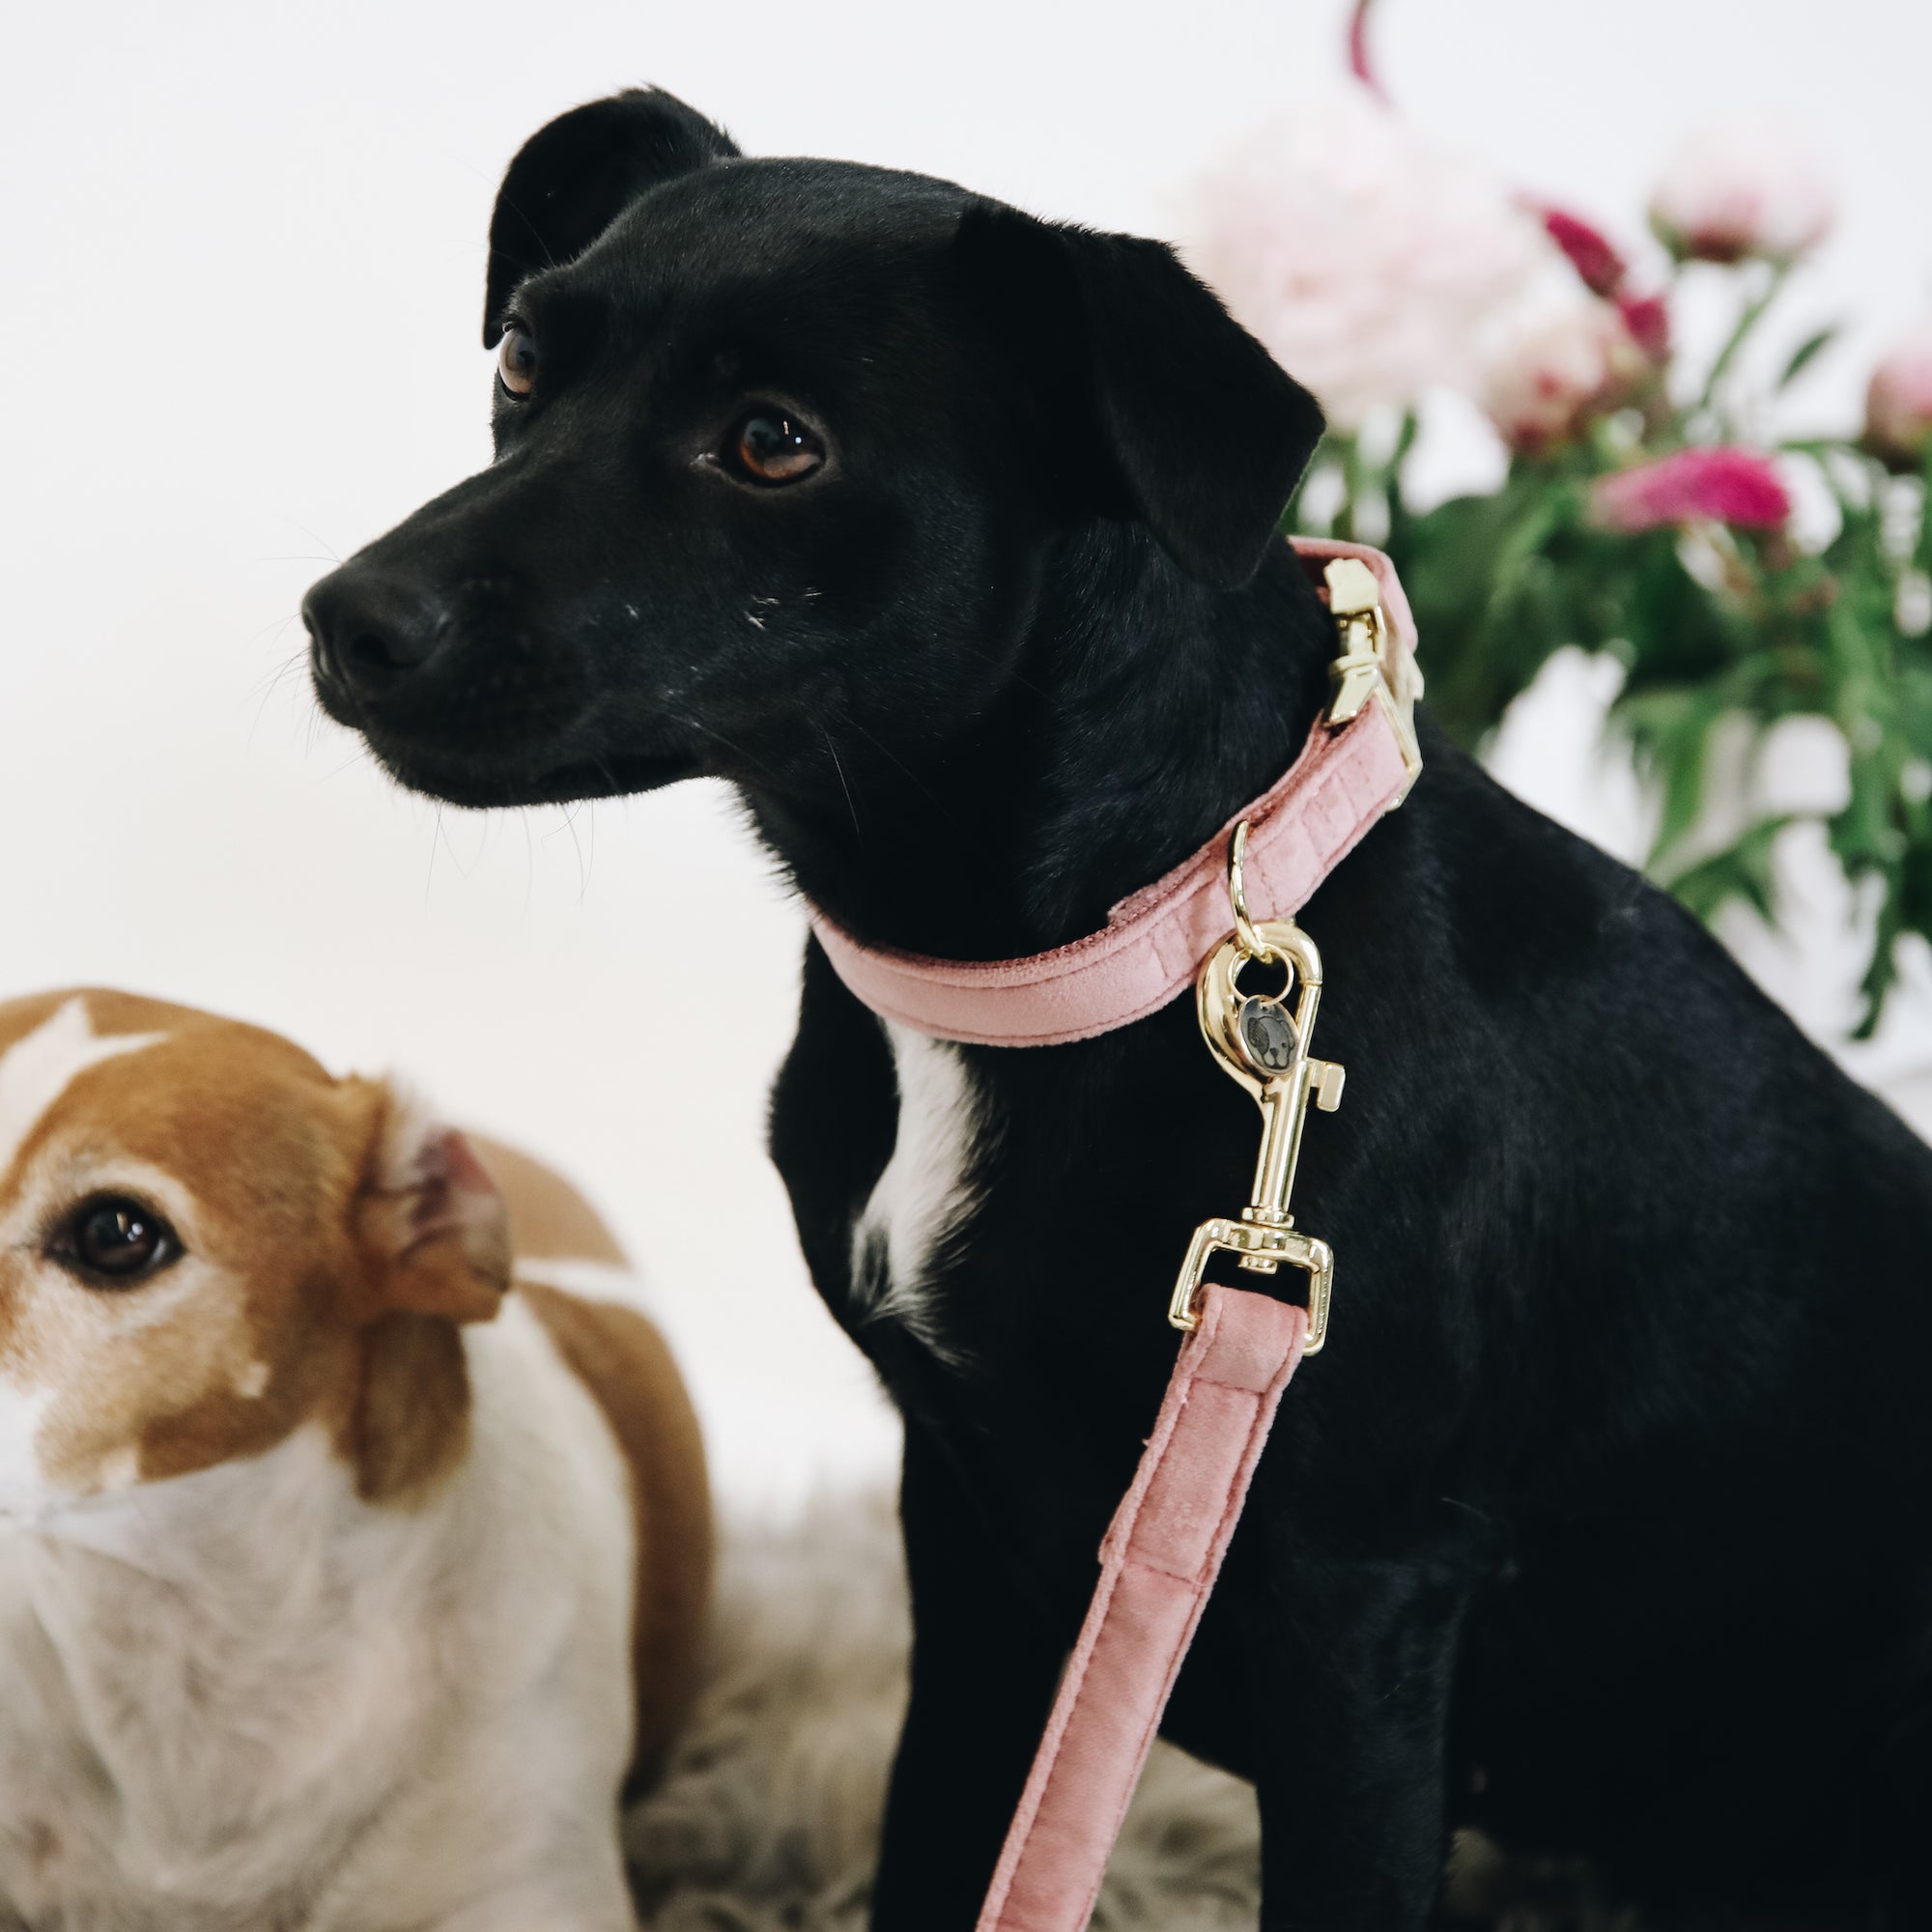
821,727,862,841
538,796,594,899
271,515,343,567
438,804,478,883
244,644,307,702
566,805,589,900
658,706,783,784
246,646,312,748
836,712,980,837
319,744,371,782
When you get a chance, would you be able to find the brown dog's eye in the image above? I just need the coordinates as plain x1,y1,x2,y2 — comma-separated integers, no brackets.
55,1197,181,1286
726,411,825,486
497,324,537,397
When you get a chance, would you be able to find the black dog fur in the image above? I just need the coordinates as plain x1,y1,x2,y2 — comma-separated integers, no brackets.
306,91,1932,1930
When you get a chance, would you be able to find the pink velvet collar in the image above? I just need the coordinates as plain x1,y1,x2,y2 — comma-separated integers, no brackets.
809,538,1419,1047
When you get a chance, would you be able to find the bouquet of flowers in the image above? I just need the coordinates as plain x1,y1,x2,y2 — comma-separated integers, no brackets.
1183,27,1932,1033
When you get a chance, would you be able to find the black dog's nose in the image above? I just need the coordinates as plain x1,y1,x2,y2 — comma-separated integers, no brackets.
303,567,453,705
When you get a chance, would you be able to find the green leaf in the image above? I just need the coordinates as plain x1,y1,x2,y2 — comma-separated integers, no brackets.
1625,683,1733,867
1662,814,1794,925
1855,881,1905,1040
1776,326,1839,391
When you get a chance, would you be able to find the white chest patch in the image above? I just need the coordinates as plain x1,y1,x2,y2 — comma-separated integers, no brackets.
851,1021,986,1359
0,998,165,1186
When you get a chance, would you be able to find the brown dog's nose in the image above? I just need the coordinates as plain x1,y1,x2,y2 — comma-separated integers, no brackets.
303,566,453,707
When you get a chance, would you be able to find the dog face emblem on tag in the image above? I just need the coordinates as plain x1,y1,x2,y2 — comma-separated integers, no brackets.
1236,997,1297,1074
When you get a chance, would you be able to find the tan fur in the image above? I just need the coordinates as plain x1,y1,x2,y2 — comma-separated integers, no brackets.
522,1280,713,1791
345,1311,475,1505
470,1134,627,1265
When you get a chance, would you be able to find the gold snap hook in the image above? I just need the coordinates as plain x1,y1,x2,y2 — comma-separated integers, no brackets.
1173,913,1341,1347
1227,821,1278,964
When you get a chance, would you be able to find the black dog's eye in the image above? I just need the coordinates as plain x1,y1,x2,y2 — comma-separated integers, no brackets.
724,411,825,486
52,1197,182,1287
497,324,537,398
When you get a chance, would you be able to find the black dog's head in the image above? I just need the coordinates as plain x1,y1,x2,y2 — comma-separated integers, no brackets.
304,89,1321,817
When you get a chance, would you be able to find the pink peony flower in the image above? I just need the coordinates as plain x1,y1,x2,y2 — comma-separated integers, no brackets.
1863,320,1932,471
1590,448,1792,533
1181,86,1590,428
1616,292,1671,361
1543,208,1627,298
1481,299,1648,455
1648,126,1834,266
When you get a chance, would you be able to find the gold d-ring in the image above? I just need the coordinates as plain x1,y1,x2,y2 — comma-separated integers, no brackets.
1227,821,1278,963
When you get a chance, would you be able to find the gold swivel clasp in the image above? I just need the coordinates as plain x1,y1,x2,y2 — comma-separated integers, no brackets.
1168,823,1343,1350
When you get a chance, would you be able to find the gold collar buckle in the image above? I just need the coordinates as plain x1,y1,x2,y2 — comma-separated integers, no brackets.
1321,555,1423,809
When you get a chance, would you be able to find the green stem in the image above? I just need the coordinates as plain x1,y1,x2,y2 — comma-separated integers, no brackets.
1340,434,1368,545
1386,409,1419,525
1697,261,1790,418
1919,450,1932,578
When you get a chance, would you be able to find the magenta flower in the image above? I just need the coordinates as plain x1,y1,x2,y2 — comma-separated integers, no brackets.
1616,292,1671,361
1543,209,1627,298
1590,448,1791,533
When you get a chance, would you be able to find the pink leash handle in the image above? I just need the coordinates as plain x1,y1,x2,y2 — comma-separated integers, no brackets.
975,1285,1308,1932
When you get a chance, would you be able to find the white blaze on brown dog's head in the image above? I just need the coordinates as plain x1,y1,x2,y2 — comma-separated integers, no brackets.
0,988,510,1516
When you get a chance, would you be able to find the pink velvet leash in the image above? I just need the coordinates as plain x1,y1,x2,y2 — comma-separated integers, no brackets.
975,1286,1308,1932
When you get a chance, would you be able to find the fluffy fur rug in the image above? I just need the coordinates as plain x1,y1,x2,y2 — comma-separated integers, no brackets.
621,1493,1635,1932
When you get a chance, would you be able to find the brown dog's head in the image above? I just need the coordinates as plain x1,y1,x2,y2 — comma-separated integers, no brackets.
0,990,508,1518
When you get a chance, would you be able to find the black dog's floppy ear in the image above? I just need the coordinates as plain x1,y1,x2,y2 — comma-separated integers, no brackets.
956,203,1324,590
484,89,740,346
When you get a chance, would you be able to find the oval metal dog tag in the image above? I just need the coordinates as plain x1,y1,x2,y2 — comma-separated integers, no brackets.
1236,996,1297,1075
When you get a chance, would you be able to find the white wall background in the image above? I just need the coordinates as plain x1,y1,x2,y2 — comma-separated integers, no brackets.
3,0,1929,1509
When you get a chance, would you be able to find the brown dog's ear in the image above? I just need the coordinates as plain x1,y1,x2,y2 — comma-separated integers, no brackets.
952,202,1325,591
484,88,740,347
351,1084,510,1324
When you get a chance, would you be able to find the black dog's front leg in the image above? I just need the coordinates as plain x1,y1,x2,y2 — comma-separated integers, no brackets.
870,1423,1066,1932
1244,1542,1473,1931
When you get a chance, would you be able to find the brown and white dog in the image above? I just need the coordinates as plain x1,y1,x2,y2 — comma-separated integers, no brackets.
0,989,711,1932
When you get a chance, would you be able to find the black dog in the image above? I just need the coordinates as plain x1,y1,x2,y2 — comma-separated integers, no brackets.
306,90,1932,1930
